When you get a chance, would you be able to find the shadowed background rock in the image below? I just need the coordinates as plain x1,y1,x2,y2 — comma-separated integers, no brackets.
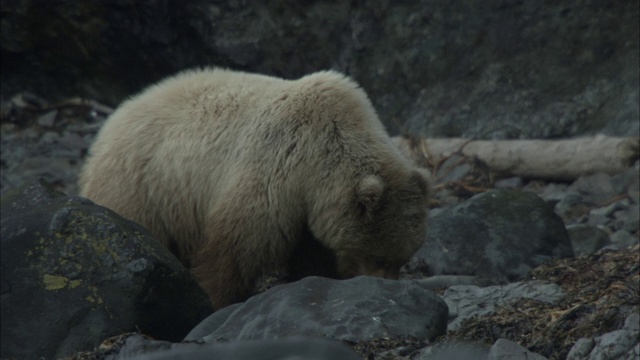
1,0,638,138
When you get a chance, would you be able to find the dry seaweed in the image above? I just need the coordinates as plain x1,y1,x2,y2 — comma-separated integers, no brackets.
445,245,640,359
345,335,431,360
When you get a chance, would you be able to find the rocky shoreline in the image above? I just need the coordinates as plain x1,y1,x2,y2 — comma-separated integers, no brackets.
2,1,639,358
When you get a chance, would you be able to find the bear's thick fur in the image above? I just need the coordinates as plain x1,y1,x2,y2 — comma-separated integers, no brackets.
79,68,430,309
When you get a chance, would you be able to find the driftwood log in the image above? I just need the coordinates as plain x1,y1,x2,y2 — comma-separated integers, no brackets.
392,135,639,181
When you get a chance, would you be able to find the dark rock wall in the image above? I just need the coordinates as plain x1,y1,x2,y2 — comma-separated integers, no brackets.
2,0,638,138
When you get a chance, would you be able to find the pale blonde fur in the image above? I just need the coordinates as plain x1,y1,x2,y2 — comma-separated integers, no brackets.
79,68,430,309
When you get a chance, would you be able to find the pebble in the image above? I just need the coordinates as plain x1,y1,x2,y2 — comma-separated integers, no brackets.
566,224,611,256
566,313,640,360
609,230,639,249
488,338,548,360
494,177,524,189
36,110,58,127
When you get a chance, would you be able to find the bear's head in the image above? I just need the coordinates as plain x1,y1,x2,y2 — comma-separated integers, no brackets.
310,167,431,280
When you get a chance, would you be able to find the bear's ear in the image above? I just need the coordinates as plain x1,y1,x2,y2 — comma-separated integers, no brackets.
356,175,385,214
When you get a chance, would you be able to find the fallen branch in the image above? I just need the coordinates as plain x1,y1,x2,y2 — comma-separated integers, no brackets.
393,135,639,181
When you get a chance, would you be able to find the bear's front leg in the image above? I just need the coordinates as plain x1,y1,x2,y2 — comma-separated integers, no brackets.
191,180,279,309
191,232,256,310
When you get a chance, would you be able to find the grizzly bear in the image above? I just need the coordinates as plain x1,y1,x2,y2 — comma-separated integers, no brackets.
79,68,430,309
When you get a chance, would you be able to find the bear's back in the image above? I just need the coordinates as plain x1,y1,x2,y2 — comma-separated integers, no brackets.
113,68,291,129
82,68,298,195
80,69,300,247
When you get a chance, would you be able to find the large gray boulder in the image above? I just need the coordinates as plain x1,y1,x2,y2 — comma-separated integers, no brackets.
0,181,212,359
186,276,448,343
406,190,574,282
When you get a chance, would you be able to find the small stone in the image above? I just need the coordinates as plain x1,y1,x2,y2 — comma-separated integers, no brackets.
566,338,595,359
535,182,569,206
593,329,638,360
40,131,60,144
610,217,627,232
37,110,58,127
624,313,640,332
612,162,640,196
495,177,523,189
555,192,584,212
487,338,548,360
589,200,629,217
569,173,617,201
586,214,609,227
566,224,611,256
621,206,639,233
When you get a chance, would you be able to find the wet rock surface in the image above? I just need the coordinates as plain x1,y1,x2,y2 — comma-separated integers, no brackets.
186,276,448,343
0,93,640,359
